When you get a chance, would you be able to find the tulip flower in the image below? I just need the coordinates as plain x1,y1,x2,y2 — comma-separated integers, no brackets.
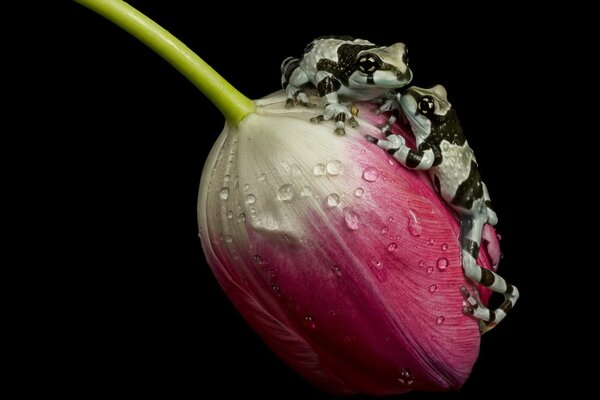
76,0,501,395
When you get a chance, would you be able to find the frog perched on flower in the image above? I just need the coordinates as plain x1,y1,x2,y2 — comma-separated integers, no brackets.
281,36,412,135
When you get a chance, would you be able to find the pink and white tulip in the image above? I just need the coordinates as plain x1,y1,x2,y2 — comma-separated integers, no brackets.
198,91,499,395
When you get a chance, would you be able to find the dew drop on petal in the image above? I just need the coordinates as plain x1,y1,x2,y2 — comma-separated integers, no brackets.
237,213,246,223
419,260,425,267
343,208,360,230
436,316,445,325
387,243,397,253
354,187,365,197
427,266,434,274
427,238,435,245
245,194,256,204
277,184,294,201
398,368,414,386
369,260,387,282
258,173,266,181
227,210,234,219
381,226,389,234
388,216,394,222
313,163,326,176
219,187,230,200
224,174,230,182
267,269,276,278
437,257,449,271
362,167,379,182
326,160,343,175
330,265,342,277
304,315,317,330
327,193,340,207
441,243,448,251
301,186,312,197
429,284,438,293
224,235,233,243
407,211,422,237
272,285,281,297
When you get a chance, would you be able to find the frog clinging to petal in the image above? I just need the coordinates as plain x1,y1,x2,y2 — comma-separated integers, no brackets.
281,36,412,135
367,85,519,333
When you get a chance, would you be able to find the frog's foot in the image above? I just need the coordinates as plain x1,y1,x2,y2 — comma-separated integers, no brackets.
460,284,518,334
285,89,316,108
380,109,400,135
310,103,354,135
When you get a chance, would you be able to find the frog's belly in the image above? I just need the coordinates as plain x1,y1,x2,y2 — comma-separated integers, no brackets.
431,141,475,203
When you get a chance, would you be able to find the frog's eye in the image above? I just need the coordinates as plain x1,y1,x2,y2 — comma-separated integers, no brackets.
357,54,381,74
417,96,435,116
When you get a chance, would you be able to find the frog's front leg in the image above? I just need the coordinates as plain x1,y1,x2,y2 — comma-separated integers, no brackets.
310,71,358,135
281,57,315,108
459,212,519,333
366,134,435,170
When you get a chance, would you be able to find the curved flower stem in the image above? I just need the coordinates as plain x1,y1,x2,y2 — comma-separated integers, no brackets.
74,0,255,125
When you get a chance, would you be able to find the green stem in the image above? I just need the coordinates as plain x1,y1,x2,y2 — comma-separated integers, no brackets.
74,0,255,125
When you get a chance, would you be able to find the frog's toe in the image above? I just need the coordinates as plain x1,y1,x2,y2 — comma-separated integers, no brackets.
334,127,346,135
285,98,295,108
310,115,326,124
348,117,359,128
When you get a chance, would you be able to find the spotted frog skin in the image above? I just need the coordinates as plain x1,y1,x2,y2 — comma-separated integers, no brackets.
281,36,412,135
367,85,519,333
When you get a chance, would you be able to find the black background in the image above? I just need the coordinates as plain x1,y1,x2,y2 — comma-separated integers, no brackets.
16,1,573,397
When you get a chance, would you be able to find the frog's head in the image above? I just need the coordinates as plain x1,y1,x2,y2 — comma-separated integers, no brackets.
400,84,457,140
350,43,412,88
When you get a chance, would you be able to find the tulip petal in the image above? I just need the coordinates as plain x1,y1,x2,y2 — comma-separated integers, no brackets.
198,92,500,395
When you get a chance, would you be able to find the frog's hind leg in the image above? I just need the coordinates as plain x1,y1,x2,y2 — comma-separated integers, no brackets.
459,211,519,333
281,57,314,108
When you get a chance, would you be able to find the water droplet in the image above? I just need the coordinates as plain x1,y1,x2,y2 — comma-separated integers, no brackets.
436,316,445,325
427,266,434,274
277,184,294,201
237,213,246,223
224,174,230,182
369,260,387,282
290,164,302,176
427,238,435,245
388,158,395,166
258,173,266,181
429,284,438,293
360,149,366,154
419,260,425,267
326,160,343,175
437,257,449,271
300,186,312,197
362,167,379,182
253,255,262,263
304,315,317,330
313,163,326,176
267,269,276,278
242,183,250,192
354,187,365,197
330,265,342,277
327,193,340,207
245,194,256,204
343,208,360,230
219,187,230,200
224,235,233,243
381,226,389,234
398,368,414,386
407,211,422,237
227,210,234,219
441,243,448,251
272,285,281,297
387,243,397,253
388,216,394,222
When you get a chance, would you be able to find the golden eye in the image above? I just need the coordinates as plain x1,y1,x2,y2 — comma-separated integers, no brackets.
358,54,381,73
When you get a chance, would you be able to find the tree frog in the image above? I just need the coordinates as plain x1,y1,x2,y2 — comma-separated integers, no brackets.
367,85,519,333
281,36,413,135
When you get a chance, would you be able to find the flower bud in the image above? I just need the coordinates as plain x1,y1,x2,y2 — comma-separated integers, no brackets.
198,91,498,395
